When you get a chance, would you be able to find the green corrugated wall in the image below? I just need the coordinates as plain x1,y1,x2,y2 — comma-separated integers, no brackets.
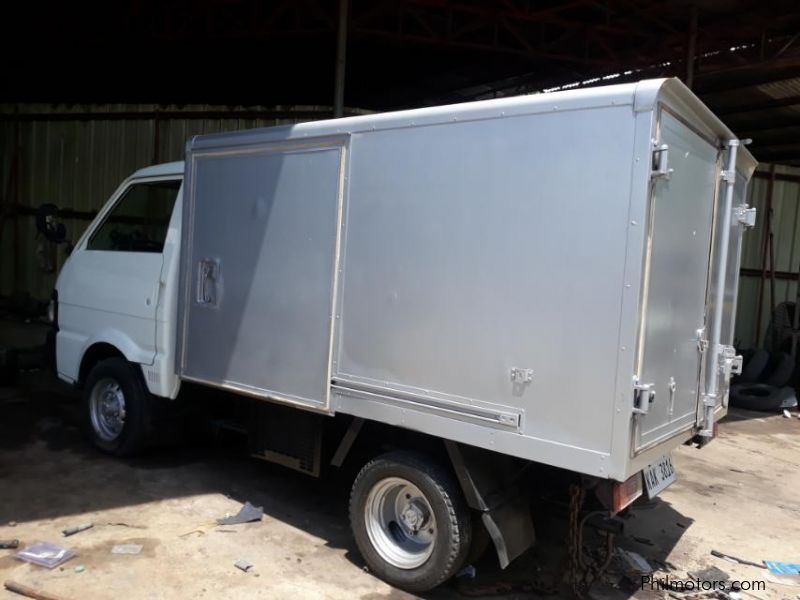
736,165,800,349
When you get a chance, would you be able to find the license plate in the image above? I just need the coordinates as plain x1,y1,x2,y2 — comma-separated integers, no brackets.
643,454,676,498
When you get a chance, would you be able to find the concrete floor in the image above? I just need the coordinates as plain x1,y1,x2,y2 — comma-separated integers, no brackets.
1,321,799,599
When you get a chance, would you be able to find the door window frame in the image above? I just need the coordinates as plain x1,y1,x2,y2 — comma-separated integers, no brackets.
78,175,183,254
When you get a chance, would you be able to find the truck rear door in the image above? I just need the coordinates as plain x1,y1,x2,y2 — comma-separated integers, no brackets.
634,109,720,453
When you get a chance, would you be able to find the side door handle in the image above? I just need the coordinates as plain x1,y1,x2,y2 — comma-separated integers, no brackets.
196,258,221,307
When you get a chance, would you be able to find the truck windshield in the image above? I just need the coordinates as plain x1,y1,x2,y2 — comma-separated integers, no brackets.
87,179,180,253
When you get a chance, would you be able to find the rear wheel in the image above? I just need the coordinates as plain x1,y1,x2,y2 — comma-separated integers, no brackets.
84,357,150,456
350,451,472,592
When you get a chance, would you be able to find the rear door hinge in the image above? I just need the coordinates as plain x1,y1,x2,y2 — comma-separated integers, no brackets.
696,327,708,354
734,205,757,228
632,377,656,416
719,345,743,378
651,143,673,179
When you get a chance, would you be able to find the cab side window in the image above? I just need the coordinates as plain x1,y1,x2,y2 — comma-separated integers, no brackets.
87,180,180,253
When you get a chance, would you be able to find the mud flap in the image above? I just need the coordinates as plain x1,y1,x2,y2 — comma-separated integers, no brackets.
445,441,535,568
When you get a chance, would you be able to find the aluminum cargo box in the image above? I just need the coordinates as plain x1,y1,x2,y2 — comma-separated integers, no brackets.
178,78,756,481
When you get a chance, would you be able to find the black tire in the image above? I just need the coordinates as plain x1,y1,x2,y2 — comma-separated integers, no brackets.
83,357,151,456
729,383,785,412
349,451,472,593
738,349,768,384
762,352,795,387
774,386,798,409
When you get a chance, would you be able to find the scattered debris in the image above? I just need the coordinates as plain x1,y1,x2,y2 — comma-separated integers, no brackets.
0,540,20,549
737,593,769,600
234,559,253,573
711,550,766,569
105,522,146,530
14,542,76,569
633,535,655,546
763,561,800,586
688,566,730,583
62,523,93,537
214,529,237,533
73,565,85,574
456,564,476,579
669,591,718,600
111,544,143,555
217,502,263,526
764,561,800,576
7,522,17,528
668,593,723,600
784,410,792,418
178,529,206,539
617,548,653,575
455,581,534,597
4,579,74,600
652,558,678,572
676,522,688,529
179,518,222,538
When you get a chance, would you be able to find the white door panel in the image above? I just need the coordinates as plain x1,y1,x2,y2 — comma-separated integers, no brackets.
59,251,164,361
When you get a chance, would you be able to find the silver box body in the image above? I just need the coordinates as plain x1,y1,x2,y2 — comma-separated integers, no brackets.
178,78,756,481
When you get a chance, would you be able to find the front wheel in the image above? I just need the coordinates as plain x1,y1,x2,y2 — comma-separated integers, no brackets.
84,357,150,456
349,451,472,592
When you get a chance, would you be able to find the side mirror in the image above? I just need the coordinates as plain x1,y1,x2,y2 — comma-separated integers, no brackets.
35,203,69,244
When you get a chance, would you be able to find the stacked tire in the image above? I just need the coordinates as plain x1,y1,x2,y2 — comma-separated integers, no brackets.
730,349,797,411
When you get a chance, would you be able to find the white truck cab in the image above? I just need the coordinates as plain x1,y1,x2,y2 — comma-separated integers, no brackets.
56,162,184,401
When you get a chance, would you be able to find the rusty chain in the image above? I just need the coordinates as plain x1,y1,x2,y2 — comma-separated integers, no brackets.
456,484,616,598
567,484,616,598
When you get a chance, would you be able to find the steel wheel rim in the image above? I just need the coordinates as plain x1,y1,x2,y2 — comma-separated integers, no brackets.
364,476,436,569
89,377,126,442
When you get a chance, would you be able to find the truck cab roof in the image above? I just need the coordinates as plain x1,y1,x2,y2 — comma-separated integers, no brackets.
132,161,184,179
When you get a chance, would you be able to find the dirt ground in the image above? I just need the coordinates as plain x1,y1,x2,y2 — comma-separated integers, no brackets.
1,322,799,600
